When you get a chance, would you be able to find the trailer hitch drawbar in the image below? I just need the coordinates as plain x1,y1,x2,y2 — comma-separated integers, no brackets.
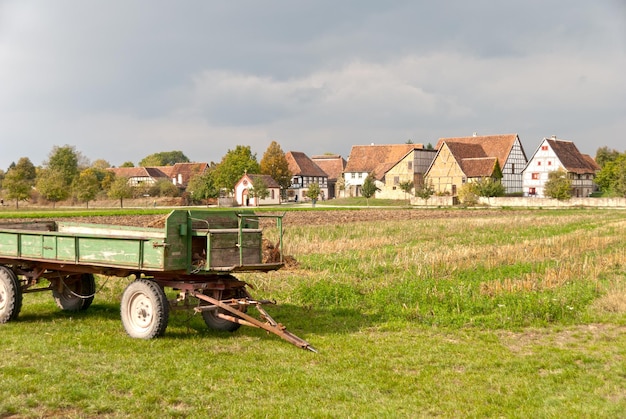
193,292,317,353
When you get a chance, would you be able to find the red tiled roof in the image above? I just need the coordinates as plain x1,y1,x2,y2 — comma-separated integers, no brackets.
311,154,346,181
436,134,520,168
246,174,280,188
285,151,327,177
547,139,600,174
460,157,498,178
344,144,417,174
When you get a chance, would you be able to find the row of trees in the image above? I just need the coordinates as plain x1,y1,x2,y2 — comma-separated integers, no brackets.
0,141,295,208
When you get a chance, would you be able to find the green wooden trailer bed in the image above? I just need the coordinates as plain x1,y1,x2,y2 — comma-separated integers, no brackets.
0,209,314,351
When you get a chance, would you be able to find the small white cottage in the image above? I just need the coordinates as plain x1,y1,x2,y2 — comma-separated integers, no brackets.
234,173,281,206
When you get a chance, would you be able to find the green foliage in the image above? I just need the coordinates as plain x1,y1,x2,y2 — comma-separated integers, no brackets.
398,180,413,201
260,141,292,192
249,177,270,203
2,157,36,207
595,146,621,168
120,161,135,168
306,182,321,201
149,178,180,198
544,169,572,200
107,177,133,208
361,173,380,205
415,180,435,201
35,169,69,206
45,145,82,187
458,182,479,205
186,170,218,202
595,153,626,197
139,151,189,167
213,145,260,192
73,169,101,207
472,177,506,197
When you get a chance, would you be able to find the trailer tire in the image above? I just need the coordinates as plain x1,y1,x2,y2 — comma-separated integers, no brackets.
0,266,22,323
53,273,96,312
121,279,169,339
201,287,246,332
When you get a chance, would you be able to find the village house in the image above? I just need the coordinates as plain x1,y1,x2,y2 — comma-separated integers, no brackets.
285,151,329,202
311,154,346,199
106,166,169,187
523,136,600,198
234,173,281,206
426,134,528,196
343,144,428,197
108,163,209,191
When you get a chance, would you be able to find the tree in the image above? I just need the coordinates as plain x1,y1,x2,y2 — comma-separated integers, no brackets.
595,153,626,197
2,157,36,208
415,180,435,204
306,182,321,206
120,161,135,168
45,145,84,188
187,170,218,204
260,141,292,198
361,173,380,206
595,147,621,168
458,182,479,206
91,159,111,170
73,169,101,208
398,180,414,202
472,177,506,197
107,177,133,208
249,177,270,206
36,169,69,207
544,169,572,200
152,178,180,198
139,151,189,167
212,145,260,192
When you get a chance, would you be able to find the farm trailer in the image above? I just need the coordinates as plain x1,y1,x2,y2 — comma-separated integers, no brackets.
0,209,315,351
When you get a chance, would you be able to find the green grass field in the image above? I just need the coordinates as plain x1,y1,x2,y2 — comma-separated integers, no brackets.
1,208,625,417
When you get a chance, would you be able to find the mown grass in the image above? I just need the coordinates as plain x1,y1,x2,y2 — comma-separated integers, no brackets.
1,208,626,418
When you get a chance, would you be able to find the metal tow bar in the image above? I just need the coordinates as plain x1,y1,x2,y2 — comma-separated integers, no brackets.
193,292,317,352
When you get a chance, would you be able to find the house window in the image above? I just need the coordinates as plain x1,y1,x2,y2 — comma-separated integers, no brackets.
394,176,400,185
531,173,539,180
548,161,552,166
537,161,542,166
271,190,275,199
358,173,363,179
541,145,548,151
529,187,536,195
351,173,355,179
511,163,515,173
408,161,413,170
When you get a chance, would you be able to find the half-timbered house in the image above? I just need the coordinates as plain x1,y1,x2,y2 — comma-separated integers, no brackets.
523,136,600,197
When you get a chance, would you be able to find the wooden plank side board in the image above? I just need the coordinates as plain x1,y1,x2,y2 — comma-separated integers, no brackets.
0,233,19,257
76,238,164,269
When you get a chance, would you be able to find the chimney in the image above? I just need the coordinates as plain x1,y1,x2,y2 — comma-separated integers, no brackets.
473,132,478,137
551,135,557,140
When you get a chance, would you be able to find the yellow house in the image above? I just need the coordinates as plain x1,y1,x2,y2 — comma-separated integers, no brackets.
425,141,502,196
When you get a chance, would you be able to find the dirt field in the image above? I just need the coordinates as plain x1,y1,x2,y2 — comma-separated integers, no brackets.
8,208,532,228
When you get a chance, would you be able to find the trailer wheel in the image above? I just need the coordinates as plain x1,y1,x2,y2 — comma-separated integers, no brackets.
201,287,247,332
0,266,22,323
52,273,96,312
120,279,169,339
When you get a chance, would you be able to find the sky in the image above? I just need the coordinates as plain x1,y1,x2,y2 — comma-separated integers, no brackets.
1,0,625,171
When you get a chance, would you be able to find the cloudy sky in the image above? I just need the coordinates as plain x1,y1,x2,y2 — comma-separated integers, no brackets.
1,1,625,171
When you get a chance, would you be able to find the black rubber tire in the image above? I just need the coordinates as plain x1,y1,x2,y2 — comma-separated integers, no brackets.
120,279,169,339
201,287,247,332
0,266,22,323
52,273,96,311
